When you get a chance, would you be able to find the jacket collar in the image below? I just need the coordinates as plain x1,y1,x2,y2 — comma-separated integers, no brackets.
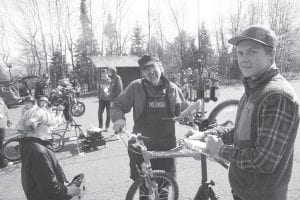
19,137,53,150
243,64,279,90
142,74,170,90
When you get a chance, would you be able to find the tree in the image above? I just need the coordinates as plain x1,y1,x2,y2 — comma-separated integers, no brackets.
197,22,214,73
49,51,66,87
267,0,300,74
104,13,117,56
130,23,146,56
74,0,99,91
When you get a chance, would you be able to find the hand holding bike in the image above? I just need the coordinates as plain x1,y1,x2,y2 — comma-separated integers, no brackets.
68,173,87,200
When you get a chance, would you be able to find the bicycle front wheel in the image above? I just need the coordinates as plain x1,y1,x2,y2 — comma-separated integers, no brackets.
70,102,85,117
51,133,64,152
126,170,179,200
3,138,20,162
208,99,239,126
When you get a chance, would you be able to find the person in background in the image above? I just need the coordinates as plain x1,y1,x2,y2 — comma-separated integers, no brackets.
34,74,51,100
187,25,299,200
38,96,50,110
71,78,81,98
180,69,186,86
97,68,113,130
19,105,81,200
0,96,12,168
21,96,37,115
109,67,123,101
16,96,38,134
111,53,189,188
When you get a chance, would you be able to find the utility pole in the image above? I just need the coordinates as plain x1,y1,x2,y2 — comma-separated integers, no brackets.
147,0,151,52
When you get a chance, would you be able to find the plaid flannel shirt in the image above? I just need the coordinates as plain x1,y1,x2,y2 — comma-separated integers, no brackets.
218,94,298,173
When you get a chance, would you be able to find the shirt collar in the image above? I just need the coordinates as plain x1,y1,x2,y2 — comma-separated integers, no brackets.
243,64,279,89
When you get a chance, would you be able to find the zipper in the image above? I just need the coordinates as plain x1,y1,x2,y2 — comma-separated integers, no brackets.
250,173,255,191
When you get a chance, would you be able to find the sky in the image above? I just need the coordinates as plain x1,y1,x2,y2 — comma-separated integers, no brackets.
0,0,300,73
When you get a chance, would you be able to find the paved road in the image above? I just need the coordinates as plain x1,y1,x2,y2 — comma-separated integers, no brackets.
0,81,300,200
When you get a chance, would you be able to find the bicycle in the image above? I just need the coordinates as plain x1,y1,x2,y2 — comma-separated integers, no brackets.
2,130,64,162
51,116,119,153
117,97,238,200
49,87,85,117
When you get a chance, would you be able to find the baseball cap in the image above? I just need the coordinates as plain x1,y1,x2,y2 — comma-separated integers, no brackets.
42,74,50,79
228,25,277,49
24,96,36,104
138,53,160,68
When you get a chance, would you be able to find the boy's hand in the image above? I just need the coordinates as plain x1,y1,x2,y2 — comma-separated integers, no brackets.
67,185,81,197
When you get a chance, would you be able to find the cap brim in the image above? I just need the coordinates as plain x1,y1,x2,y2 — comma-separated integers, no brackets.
141,60,157,68
228,36,273,48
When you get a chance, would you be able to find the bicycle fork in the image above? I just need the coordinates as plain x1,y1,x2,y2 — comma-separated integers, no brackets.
140,163,160,200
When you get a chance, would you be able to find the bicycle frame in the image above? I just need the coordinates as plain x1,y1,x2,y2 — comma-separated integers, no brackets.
52,117,85,155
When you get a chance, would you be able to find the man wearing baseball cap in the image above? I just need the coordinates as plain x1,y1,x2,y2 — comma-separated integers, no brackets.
202,25,299,199
111,53,188,197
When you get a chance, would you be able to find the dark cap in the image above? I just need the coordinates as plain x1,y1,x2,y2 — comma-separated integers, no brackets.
42,73,50,79
24,96,35,104
138,53,160,68
228,25,277,49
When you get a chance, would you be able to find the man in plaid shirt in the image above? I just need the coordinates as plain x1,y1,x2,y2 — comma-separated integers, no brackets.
189,25,299,200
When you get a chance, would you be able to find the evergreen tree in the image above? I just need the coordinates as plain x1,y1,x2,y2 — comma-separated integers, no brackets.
104,14,118,56
197,22,214,73
49,51,67,87
74,0,99,91
130,23,146,56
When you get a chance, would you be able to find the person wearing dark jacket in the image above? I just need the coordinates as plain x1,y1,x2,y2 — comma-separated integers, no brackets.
109,67,123,101
111,53,189,185
19,107,81,200
34,74,51,100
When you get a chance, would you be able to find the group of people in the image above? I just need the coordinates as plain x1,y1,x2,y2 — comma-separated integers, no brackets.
0,73,82,199
0,25,299,200
111,25,299,200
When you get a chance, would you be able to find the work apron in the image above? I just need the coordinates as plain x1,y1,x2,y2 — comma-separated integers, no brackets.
129,81,176,180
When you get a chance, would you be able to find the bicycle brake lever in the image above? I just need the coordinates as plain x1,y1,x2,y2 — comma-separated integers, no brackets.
136,135,150,141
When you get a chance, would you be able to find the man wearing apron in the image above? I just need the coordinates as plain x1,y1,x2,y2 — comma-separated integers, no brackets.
111,54,188,183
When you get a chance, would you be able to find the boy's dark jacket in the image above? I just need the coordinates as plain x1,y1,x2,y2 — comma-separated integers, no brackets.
20,137,72,200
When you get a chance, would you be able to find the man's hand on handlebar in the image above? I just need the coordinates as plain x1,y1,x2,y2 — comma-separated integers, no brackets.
184,129,206,141
113,119,126,133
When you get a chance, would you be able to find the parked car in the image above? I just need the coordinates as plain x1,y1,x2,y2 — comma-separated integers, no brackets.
0,75,42,107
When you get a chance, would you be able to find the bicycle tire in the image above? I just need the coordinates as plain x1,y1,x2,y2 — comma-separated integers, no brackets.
208,99,239,126
3,138,20,162
51,133,64,152
70,102,85,117
126,170,179,200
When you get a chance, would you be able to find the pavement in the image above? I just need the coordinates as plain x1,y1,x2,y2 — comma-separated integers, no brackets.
1,83,300,200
